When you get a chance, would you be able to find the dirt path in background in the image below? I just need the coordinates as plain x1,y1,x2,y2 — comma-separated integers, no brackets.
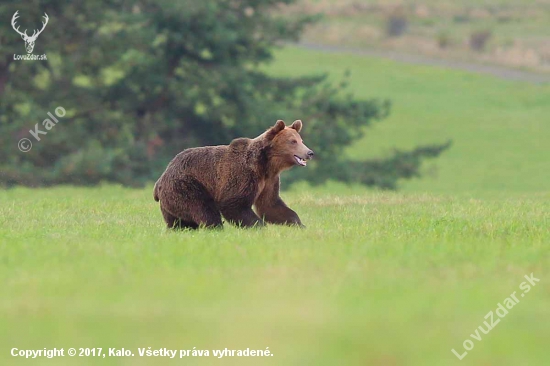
297,42,550,84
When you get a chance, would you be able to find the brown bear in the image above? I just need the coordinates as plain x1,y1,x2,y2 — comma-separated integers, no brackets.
153,120,314,229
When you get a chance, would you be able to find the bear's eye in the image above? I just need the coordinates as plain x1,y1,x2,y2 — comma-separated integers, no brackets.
291,140,297,144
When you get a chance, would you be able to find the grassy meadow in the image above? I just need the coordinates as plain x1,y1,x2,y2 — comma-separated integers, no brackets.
1,187,549,365
2,47,550,365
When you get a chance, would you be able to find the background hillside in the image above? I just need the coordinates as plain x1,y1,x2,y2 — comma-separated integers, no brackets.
268,46,550,195
284,0,550,72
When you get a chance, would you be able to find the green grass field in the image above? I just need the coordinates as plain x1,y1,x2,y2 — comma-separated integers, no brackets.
1,187,549,365
2,47,550,365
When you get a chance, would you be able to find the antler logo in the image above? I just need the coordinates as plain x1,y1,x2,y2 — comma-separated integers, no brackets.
11,10,49,54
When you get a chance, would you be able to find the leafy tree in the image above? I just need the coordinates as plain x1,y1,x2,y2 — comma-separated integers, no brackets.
0,0,449,189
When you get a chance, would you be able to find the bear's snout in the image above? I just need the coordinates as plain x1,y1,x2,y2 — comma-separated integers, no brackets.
307,150,314,159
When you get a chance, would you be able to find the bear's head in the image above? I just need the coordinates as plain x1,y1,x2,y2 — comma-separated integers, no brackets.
262,120,314,173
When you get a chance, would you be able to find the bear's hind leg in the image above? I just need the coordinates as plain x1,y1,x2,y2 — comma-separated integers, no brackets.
161,177,223,229
161,206,199,230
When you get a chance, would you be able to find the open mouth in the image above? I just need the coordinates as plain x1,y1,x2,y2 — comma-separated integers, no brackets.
294,155,307,166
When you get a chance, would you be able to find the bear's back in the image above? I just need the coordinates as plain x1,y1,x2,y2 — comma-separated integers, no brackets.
161,145,227,192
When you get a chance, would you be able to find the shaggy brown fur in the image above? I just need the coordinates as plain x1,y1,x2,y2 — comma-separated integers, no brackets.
153,120,314,229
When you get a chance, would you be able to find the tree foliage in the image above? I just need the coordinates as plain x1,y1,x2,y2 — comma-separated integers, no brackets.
0,0,449,188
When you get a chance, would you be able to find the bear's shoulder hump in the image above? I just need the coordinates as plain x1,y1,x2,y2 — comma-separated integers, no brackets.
229,137,251,150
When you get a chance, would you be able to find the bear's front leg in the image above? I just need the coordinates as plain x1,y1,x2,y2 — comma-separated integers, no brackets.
256,198,303,227
255,178,304,227
219,201,265,228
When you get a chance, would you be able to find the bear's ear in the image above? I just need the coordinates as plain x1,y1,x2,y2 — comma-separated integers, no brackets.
264,120,286,141
290,120,302,133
